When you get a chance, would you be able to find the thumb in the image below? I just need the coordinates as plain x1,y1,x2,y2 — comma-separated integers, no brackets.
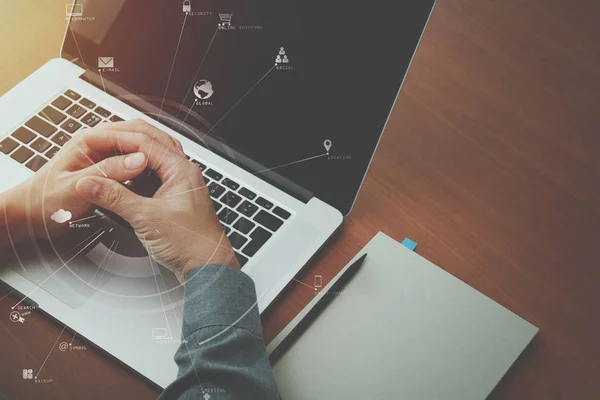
76,176,146,224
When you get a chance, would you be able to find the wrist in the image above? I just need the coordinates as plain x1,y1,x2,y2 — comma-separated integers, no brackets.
180,247,241,281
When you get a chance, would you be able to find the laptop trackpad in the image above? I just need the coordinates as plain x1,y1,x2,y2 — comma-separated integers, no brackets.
9,235,116,309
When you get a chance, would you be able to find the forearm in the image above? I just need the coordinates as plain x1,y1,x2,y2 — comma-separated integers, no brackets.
0,188,28,247
160,265,280,400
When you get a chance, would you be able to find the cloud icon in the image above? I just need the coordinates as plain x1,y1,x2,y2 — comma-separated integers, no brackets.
51,209,72,224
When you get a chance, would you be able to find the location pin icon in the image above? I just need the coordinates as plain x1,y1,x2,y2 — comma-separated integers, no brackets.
324,139,332,153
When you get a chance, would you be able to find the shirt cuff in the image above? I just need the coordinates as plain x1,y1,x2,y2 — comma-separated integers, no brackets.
181,264,263,339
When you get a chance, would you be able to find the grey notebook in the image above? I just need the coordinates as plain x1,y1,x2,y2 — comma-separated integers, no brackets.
268,232,538,400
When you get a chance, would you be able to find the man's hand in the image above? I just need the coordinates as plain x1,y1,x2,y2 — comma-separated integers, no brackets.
75,120,239,283
3,122,149,240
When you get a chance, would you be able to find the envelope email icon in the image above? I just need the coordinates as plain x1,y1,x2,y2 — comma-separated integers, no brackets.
98,57,114,68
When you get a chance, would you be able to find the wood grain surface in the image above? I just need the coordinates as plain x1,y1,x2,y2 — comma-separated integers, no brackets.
1,0,599,399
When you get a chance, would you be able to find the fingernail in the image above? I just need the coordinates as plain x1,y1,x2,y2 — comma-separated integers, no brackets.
76,178,101,198
124,152,145,170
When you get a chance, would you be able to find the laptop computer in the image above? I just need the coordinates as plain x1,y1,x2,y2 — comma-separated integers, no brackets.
0,0,437,388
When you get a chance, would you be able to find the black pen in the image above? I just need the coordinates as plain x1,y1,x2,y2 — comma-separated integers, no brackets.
269,253,367,363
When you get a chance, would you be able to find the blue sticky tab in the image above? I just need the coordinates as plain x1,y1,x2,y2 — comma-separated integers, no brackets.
401,238,417,251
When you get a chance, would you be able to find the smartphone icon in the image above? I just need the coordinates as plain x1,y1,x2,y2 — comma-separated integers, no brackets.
314,275,323,288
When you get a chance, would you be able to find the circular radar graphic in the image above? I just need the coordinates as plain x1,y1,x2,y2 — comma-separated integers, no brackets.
193,80,214,100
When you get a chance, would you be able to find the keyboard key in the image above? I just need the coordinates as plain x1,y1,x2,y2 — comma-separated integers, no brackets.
222,178,240,191
25,155,48,172
10,146,34,163
228,231,248,250
191,159,206,171
12,127,36,144
185,154,191,160
0,137,19,154
218,208,239,225
110,115,124,122
232,217,255,235
40,106,67,125
26,116,57,138
79,98,96,108
212,200,223,212
242,226,272,257
31,137,52,153
256,197,274,210
221,191,242,208
273,206,291,220
238,187,257,200
208,182,226,199
61,119,83,134
51,131,71,147
65,90,81,100
81,112,102,127
94,106,111,118
51,96,72,110
66,104,87,119
254,210,284,231
46,146,60,159
237,201,259,217
223,226,231,235
205,169,223,181
234,251,249,267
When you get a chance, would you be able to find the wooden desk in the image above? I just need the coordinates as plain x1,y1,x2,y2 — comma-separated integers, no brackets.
2,1,599,398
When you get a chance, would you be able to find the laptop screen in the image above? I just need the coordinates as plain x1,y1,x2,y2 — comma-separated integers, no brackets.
62,0,436,215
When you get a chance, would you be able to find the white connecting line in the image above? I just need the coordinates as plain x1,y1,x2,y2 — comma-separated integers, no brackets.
200,65,276,142
11,229,106,309
68,214,97,224
150,247,206,392
156,62,276,175
75,144,107,177
292,278,317,291
173,27,220,127
153,27,221,170
144,242,173,340
157,13,189,123
35,324,68,379
99,69,107,92
68,23,92,85
166,152,328,198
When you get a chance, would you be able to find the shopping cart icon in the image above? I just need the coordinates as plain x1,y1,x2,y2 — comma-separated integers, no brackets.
219,14,233,27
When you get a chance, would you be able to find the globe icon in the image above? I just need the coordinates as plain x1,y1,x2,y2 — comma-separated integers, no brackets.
194,80,214,100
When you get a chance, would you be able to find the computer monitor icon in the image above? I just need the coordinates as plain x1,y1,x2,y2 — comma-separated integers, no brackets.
152,328,169,340
66,4,83,17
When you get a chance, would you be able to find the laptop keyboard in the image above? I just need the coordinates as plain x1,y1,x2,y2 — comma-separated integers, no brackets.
186,157,292,267
0,89,123,172
0,88,292,268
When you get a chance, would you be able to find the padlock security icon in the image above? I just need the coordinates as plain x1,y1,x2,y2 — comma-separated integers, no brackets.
183,0,191,13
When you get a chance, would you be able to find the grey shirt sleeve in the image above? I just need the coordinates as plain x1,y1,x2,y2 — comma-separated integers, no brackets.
159,264,280,400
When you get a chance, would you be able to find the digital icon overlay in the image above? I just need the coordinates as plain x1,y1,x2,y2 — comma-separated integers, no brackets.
66,4,82,17
314,274,323,288
51,209,72,224
275,47,290,65
98,57,115,69
219,14,233,28
10,311,25,323
193,80,214,100
152,327,170,340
